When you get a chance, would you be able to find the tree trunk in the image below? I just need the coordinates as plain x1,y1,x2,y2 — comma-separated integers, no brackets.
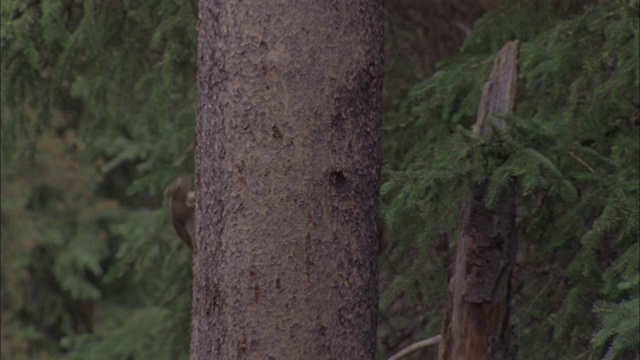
192,1,383,359
439,40,520,360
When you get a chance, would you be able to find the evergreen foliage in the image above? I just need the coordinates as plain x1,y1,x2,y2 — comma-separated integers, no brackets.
2,1,196,358
380,0,639,358
1,134,117,359
1,0,638,359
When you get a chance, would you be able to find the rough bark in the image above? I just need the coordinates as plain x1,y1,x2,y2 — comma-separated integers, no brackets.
439,40,519,360
192,1,383,359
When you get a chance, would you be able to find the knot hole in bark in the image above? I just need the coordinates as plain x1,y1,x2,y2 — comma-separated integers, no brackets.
330,169,352,196
330,170,346,187
271,124,282,139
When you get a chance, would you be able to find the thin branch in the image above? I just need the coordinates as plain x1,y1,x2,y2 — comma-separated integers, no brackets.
387,334,442,360
569,152,595,173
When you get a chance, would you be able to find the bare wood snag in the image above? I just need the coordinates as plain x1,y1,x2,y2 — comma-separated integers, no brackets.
439,40,520,360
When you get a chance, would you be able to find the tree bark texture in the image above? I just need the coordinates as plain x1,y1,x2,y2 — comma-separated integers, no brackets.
439,40,519,360
193,1,383,359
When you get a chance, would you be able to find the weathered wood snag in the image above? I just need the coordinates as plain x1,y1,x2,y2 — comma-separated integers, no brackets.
439,40,520,360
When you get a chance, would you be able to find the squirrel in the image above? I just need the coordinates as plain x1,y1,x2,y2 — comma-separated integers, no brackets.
166,175,195,249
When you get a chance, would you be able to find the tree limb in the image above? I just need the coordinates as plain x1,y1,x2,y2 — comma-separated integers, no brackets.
387,335,442,360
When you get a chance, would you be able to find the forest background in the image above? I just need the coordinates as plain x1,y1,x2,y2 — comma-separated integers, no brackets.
1,0,638,359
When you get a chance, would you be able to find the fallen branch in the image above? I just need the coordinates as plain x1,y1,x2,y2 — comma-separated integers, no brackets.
387,335,442,360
